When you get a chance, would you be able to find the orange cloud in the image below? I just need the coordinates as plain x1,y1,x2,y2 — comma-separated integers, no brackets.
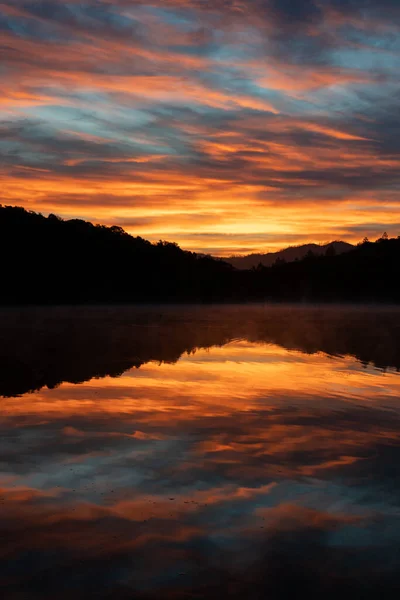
1,0,399,254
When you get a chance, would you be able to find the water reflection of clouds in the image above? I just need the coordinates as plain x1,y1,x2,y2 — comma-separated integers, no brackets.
1,336,400,597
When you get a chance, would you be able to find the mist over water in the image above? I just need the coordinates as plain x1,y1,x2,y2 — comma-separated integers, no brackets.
1,305,400,598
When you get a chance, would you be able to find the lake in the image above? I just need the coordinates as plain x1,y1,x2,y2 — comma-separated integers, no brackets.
1,304,400,599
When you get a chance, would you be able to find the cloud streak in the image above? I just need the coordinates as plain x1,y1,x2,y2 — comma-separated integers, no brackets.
1,0,399,252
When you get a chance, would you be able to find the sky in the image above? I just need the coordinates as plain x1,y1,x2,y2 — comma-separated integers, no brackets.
1,0,400,256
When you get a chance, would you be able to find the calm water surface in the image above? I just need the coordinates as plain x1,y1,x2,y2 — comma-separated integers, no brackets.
1,305,400,599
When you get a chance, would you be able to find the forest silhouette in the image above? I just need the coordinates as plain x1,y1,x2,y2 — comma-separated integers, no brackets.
1,204,399,304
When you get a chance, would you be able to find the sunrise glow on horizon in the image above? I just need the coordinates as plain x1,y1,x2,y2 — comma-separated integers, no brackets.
1,0,400,256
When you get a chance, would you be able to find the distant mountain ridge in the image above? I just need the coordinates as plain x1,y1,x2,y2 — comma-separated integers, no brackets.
221,241,354,270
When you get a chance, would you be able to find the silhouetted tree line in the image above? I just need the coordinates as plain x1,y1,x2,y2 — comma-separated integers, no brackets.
1,205,400,304
249,232,400,303
0,205,236,303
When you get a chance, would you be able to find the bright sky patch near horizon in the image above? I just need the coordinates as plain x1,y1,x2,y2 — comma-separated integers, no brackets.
1,0,399,256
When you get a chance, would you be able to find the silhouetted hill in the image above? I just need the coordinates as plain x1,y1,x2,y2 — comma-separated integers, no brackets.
223,241,354,269
0,204,235,303
1,205,399,304
249,234,400,303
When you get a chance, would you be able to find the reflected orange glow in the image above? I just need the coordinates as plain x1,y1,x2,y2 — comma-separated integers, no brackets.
2,342,399,418
1,336,400,597
1,341,399,488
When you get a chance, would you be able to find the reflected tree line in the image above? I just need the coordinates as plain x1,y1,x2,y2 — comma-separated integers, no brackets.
0,304,399,397
1,205,400,304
